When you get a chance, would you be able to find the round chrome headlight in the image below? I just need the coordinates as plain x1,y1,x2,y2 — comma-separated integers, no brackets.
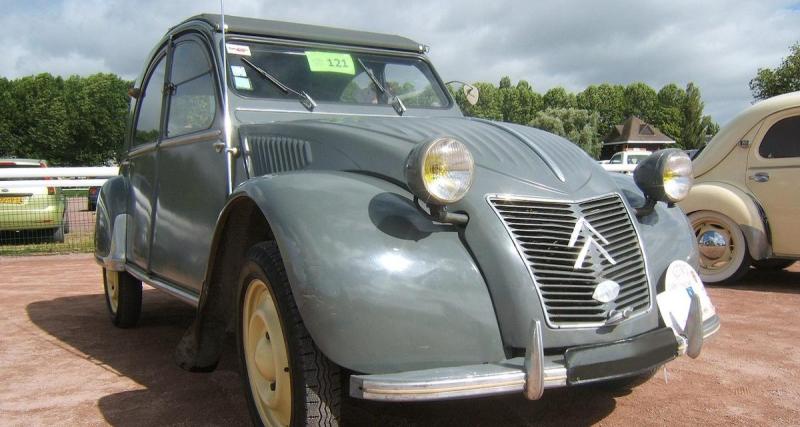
405,137,474,205
634,149,693,203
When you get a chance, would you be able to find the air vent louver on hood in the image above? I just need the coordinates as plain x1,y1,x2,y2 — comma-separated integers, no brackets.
247,135,312,176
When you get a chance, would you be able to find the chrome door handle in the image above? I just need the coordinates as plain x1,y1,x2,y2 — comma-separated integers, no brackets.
213,141,240,157
749,172,769,183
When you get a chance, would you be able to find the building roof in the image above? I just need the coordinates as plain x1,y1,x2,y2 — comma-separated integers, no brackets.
182,14,426,53
604,116,675,145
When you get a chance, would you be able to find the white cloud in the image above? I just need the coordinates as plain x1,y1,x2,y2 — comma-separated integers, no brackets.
1,0,798,123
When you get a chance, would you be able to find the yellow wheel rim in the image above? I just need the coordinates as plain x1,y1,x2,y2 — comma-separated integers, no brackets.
243,279,292,426
105,269,119,314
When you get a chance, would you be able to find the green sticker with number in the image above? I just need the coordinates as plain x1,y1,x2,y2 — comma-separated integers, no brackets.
305,51,355,75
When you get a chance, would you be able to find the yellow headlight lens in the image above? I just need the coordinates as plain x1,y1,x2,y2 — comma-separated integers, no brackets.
662,151,693,202
420,138,474,204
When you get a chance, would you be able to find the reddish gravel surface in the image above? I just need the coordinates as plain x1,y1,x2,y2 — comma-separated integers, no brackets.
1,254,798,426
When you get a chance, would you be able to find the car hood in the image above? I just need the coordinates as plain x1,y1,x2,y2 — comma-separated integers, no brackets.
237,116,618,200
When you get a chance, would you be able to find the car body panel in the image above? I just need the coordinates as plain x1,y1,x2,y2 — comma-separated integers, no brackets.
681,91,800,260
745,106,800,256
233,171,506,373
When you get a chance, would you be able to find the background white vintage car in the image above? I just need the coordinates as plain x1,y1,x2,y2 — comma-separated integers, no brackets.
679,91,800,283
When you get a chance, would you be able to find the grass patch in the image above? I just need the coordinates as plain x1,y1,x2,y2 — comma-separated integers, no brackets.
62,188,89,197
0,232,93,256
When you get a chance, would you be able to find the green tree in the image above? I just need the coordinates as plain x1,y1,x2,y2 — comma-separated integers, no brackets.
623,82,658,122
681,83,706,149
543,87,577,109
576,84,625,138
750,42,800,100
530,108,602,158
652,83,685,144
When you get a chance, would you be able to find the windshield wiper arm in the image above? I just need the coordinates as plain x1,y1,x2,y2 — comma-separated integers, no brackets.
240,57,317,112
356,58,406,116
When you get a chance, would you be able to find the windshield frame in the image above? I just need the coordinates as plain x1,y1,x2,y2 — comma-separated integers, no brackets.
222,35,455,112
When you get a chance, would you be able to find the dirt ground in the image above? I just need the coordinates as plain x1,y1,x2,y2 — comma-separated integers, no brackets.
0,254,798,426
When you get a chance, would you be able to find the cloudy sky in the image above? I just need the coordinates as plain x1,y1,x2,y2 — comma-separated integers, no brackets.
1,0,799,124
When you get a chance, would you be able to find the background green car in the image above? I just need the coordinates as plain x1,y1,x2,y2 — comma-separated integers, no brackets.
0,159,67,242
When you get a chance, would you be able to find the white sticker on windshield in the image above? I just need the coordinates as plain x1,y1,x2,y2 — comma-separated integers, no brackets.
231,65,247,77
226,43,251,56
234,76,253,90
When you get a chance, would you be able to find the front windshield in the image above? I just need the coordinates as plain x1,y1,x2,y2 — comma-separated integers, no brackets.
225,41,449,109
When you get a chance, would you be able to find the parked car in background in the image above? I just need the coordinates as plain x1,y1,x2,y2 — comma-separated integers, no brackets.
679,91,800,283
0,159,67,242
95,14,719,426
599,149,652,174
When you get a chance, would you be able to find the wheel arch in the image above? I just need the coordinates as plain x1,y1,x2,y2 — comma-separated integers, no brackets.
177,170,505,374
679,182,771,260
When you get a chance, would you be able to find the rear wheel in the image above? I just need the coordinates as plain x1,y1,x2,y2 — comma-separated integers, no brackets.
752,259,795,270
238,241,341,427
103,268,142,328
51,226,65,243
689,211,751,284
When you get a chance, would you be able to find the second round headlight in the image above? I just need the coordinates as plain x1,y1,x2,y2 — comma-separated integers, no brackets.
662,151,693,201
633,149,694,203
405,137,474,205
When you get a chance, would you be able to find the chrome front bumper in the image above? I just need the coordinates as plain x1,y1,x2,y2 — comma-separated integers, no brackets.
350,314,720,402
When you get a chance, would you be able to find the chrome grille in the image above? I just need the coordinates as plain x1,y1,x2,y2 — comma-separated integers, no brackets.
489,194,651,327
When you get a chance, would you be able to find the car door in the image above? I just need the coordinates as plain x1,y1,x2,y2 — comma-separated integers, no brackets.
746,109,800,257
125,52,167,270
148,33,228,292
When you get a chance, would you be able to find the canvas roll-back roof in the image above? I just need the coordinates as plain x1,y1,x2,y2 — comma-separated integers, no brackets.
183,14,425,53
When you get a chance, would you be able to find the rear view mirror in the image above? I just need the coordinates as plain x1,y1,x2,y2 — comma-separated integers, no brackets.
462,84,479,106
446,81,480,106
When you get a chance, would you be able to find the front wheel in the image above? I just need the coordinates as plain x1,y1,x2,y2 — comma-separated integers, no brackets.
238,241,341,427
689,211,751,284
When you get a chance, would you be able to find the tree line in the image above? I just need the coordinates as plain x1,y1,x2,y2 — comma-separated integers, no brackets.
0,73,131,166
451,78,718,158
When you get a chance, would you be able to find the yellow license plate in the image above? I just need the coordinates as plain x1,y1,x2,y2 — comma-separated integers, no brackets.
0,196,24,204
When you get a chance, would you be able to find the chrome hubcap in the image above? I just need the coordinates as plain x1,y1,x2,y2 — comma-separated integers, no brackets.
697,230,729,260
694,221,735,271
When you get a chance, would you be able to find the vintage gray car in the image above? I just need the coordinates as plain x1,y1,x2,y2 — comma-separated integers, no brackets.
95,14,719,426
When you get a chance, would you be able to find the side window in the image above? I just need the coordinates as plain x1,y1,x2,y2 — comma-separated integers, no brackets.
609,153,622,164
133,57,166,145
166,40,217,138
759,116,800,158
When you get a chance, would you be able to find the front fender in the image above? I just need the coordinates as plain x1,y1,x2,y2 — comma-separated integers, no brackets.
678,182,770,260
94,175,128,271
236,171,505,373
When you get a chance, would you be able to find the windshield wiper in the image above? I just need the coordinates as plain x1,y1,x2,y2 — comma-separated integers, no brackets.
240,57,317,112
356,58,406,116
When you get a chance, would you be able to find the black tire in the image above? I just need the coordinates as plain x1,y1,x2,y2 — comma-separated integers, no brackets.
598,368,658,391
103,268,142,328
238,241,341,427
752,259,795,270
51,225,65,243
